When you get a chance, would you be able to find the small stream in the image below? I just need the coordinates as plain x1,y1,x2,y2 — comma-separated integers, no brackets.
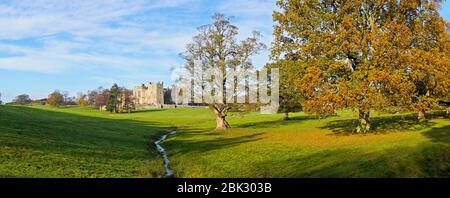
154,131,176,177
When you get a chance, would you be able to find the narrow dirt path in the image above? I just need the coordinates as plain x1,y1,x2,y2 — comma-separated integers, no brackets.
154,131,176,177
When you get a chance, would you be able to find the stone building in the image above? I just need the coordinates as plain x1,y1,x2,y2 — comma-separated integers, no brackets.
164,88,174,104
133,82,164,107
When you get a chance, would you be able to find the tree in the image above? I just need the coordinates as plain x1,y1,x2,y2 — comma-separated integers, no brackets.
95,89,109,110
268,59,302,120
119,88,134,113
273,0,449,132
12,94,32,105
106,84,120,113
62,91,69,104
87,90,98,106
403,1,450,120
88,87,105,107
181,13,265,130
0,92,2,105
65,96,77,105
76,92,88,107
47,90,64,107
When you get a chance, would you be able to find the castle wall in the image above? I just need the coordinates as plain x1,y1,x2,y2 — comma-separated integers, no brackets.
133,82,164,107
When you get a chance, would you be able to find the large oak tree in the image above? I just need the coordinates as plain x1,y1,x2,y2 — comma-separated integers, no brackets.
272,0,449,132
182,13,265,130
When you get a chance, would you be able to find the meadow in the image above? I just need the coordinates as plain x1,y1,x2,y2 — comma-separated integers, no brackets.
0,105,448,178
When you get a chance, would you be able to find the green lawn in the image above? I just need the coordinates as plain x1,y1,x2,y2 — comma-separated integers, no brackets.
0,105,448,178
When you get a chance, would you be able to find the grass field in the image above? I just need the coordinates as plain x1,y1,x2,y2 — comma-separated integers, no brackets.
0,105,448,178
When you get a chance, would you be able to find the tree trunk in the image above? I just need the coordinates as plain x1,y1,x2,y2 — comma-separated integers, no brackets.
283,112,289,120
215,114,230,130
213,104,230,130
418,109,426,121
357,109,371,133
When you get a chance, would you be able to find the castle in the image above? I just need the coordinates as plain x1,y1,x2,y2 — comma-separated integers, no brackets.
133,82,165,108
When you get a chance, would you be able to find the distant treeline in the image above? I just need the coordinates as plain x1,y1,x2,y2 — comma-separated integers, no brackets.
4,83,134,114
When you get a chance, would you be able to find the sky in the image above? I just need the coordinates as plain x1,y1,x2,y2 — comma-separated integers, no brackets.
0,0,449,102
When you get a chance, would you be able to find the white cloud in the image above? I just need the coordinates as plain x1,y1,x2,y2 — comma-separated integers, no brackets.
0,0,277,89
0,0,195,73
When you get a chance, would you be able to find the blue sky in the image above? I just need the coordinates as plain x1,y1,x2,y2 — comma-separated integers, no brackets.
0,0,449,102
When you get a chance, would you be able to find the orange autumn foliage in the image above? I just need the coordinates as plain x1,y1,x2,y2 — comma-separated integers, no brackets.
272,0,450,132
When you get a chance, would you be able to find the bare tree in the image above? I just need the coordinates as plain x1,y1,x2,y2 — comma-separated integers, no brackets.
62,91,69,104
119,87,134,113
181,13,265,130
87,87,104,107
95,89,109,110
87,90,98,106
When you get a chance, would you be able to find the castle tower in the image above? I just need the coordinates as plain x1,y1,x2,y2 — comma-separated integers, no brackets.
133,81,165,107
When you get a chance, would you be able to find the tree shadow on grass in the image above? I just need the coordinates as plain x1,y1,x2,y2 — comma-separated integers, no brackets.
132,109,165,113
164,130,264,156
165,133,263,155
256,149,394,178
159,127,266,177
236,115,317,129
169,129,223,139
0,105,172,177
422,125,450,145
321,113,439,135
255,144,449,178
